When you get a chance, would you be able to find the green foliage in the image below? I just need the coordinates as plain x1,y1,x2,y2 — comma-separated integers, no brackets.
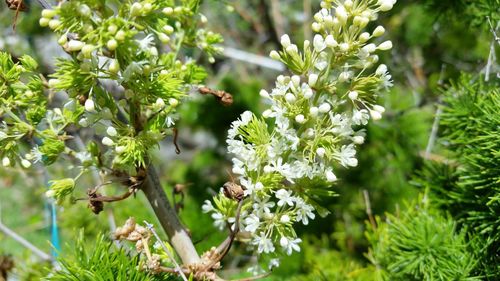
413,74,500,279
365,200,478,281
47,232,176,281
419,0,499,27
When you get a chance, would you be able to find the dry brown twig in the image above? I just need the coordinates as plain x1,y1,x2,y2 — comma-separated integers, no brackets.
198,87,234,106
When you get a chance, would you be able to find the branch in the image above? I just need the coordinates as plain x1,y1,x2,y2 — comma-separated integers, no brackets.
140,166,201,265
198,87,233,106
0,221,53,262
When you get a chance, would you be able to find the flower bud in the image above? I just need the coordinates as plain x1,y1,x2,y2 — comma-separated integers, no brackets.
162,7,173,15
57,35,67,45
2,157,11,167
335,5,348,24
280,215,290,223
39,18,50,27
48,19,61,30
291,75,301,87
373,26,385,37
260,89,270,98
115,30,126,41
159,33,171,44
313,34,326,52
285,44,298,54
325,35,337,47
48,79,60,88
102,137,114,146
67,40,85,52
326,170,337,182
143,3,153,13
370,110,382,120
155,98,165,108
308,74,318,87
373,105,386,113
285,93,296,103
316,147,326,157
376,64,388,75
107,126,118,137
312,22,322,32
319,103,331,113
309,106,319,117
108,24,118,35
115,146,126,154
79,118,89,127
81,44,94,58
163,25,174,34
21,159,31,168
378,40,393,51
353,135,365,144
303,88,313,99
41,9,56,18
348,91,358,100
107,39,118,51
378,0,394,11
85,99,96,112
359,32,370,43
45,190,56,198
130,2,143,17
339,42,350,52
280,34,291,48
169,98,179,107
269,50,281,60
262,109,273,118
108,59,120,74
295,114,306,124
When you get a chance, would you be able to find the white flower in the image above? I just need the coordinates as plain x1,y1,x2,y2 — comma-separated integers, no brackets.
373,105,386,113
253,196,275,215
202,200,214,213
260,89,270,98
280,236,302,255
295,198,316,225
275,189,294,207
253,233,275,254
244,214,260,233
352,109,370,125
338,144,358,167
269,258,280,270
211,212,226,230
313,34,326,52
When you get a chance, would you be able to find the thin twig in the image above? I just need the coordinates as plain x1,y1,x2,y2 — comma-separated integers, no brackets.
0,221,53,262
144,221,189,281
362,190,377,230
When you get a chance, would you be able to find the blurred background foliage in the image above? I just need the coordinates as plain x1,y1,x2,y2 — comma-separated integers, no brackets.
0,0,498,280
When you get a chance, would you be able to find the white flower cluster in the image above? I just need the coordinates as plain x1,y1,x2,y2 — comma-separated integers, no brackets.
204,0,395,267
